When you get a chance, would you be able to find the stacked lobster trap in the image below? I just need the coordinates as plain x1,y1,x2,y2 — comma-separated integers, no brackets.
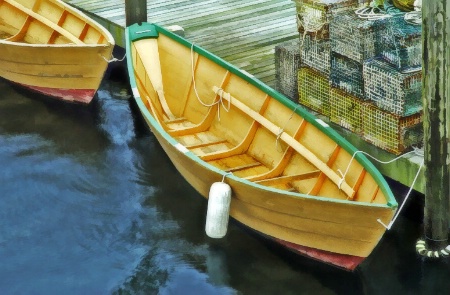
295,0,362,112
289,0,423,155
275,39,301,102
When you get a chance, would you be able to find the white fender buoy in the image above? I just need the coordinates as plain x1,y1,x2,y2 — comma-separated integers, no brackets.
205,182,232,238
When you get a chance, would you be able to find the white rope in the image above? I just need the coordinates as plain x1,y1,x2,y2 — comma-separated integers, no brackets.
355,6,392,21
338,147,424,230
414,0,422,11
404,11,422,25
214,88,231,121
221,172,233,183
400,66,422,74
101,53,126,63
378,158,423,230
190,44,230,120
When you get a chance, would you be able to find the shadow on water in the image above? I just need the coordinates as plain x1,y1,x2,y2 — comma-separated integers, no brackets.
0,77,108,155
0,45,129,156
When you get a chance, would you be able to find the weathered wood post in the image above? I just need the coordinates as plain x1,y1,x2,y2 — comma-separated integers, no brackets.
417,0,450,257
125,0,147,27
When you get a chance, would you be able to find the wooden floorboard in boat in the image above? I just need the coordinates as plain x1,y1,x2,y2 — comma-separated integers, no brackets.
64,0,298,88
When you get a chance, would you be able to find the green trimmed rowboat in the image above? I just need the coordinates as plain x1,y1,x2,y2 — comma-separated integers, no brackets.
125,22,397,271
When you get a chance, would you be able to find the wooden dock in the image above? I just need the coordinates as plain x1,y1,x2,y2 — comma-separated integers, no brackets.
65,0,298,88
65,0,425,194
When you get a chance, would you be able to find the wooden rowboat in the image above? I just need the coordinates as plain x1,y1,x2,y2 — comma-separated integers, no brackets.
0,0,114,103
126,22,398,271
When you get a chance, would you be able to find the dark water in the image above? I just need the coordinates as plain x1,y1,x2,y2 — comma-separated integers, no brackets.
0,66,449,295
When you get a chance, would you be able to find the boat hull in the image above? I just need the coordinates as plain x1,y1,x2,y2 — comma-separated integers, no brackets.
276,239,365,271
138,108,394,270
17,83,96,104
0,42,112,104
126,23,397,271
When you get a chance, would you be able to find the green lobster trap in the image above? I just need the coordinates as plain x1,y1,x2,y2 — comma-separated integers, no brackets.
363,58,422,116
362,102,423,155
330,87,364,134
380,16,422,72
298,66,331,117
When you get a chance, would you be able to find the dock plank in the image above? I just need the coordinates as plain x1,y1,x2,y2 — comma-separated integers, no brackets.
65,0,298,87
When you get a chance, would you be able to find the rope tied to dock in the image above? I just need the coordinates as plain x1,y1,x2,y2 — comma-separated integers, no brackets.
338,147,424,230
191,44,230,121
101,53,126,63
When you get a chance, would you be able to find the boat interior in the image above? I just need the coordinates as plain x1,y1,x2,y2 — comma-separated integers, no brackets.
0,0,108,44
133,31,389,205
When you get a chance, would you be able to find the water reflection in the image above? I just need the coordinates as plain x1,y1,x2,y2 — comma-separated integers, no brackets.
0,74,449,295
115,134,364,294
0,80,108,156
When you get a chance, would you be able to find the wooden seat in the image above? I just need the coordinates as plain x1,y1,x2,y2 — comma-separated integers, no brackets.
3,0,82,44
207,153,269,177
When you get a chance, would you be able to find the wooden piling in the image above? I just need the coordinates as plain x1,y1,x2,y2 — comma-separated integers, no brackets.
125,0,147,27
422,0,450,252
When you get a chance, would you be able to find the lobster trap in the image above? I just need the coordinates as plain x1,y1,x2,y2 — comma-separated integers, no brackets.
294,0,360,40
298,66,331,117
362,102,423,155
300,35,331,75
330,51,366,99
330,10,389,63
380,16,422,72
275,39,301,102
363,58,422,116
330,87,364,134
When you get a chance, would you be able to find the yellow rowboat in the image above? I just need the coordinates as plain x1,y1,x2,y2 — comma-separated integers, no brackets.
126,22,398,271
0,0,114,103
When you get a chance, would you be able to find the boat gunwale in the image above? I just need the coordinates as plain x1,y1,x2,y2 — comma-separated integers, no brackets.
125,22,398,210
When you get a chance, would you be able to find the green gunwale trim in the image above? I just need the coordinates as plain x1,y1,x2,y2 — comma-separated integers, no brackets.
125,22,397,209
128,23,159,42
